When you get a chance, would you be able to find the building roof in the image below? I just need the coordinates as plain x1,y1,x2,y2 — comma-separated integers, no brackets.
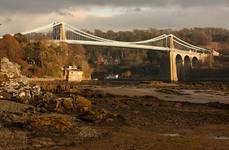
64,66,82,71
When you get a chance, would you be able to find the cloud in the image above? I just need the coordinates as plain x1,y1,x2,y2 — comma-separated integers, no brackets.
0,0,229,36
0,0,229,13
3,17,12,23
76,6,229,31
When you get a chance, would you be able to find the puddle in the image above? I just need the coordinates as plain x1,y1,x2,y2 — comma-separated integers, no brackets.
214,136,229,140
160,133,180,137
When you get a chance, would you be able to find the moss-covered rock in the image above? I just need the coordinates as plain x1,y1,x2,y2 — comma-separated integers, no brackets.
73,95,92,112
29,115,73,131
55,96,92,113
78,108,118,123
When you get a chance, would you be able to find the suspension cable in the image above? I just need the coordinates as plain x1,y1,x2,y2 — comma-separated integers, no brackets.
65,23,168,44
130,34,170,44
65,23,114,42
66,28,109,42
173,35,207,51
20,22,210,53
21,23,54,35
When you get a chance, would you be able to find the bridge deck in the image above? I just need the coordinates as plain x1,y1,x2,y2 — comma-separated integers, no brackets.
64,40,170,51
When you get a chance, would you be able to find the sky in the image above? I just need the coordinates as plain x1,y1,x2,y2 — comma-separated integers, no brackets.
0,0,229,35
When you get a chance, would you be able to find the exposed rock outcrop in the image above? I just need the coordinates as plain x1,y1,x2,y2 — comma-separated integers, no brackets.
0,57,41,103
0,57,22,79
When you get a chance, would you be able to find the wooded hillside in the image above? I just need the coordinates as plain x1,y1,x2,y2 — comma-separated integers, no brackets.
0,27,229,78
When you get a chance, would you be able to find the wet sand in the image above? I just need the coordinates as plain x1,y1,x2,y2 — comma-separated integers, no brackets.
92,86,229,104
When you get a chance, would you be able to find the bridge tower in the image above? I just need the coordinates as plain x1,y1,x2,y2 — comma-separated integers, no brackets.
52,22,66,41
59,22,66,41
169,34,178,82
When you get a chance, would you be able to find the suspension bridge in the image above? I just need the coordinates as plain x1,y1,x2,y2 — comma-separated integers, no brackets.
3,22,220,81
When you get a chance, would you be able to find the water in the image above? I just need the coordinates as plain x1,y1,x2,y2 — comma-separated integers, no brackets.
93,86,229,104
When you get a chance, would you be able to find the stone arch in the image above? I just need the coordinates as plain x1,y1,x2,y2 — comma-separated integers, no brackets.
192,57,199,68
184,56,191,80
176,54,183,81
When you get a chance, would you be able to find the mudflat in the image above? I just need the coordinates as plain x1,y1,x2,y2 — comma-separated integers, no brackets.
0,81,229,150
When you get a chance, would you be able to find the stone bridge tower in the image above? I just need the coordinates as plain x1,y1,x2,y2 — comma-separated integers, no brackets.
169,34,178,82
52,22,66,41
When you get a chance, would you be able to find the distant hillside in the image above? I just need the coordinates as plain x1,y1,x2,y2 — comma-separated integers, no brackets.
88,27,229,54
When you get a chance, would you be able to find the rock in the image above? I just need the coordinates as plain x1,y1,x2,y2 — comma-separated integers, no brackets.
0,57,22,79
78,127,98,138
31,85,41,96
1,80,34,104
17,91,31,104
0,58,42,104
42,92,56,103
33,92,57,113
79,108,114,122
19,91,26,98
73,95,92,112
0,100,35,113
62,98,74,110
55,97,74,113
55,97,73,113
55,96,92,113
29,115,73,131
55,99,64,113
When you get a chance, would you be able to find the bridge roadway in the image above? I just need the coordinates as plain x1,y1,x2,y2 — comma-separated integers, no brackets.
62,40,170,51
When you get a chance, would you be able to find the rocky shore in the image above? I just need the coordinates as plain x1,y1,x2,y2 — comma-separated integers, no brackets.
0,58,229,150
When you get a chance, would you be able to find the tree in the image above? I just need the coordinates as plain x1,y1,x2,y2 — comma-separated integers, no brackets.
14,33,29,46
0,34,23,63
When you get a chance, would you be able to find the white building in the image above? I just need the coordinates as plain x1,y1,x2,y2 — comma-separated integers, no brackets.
64,66,84,82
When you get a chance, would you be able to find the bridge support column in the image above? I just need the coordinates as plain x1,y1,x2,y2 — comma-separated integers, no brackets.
169,34,178,82
169,51,178,82
59,22,66,41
